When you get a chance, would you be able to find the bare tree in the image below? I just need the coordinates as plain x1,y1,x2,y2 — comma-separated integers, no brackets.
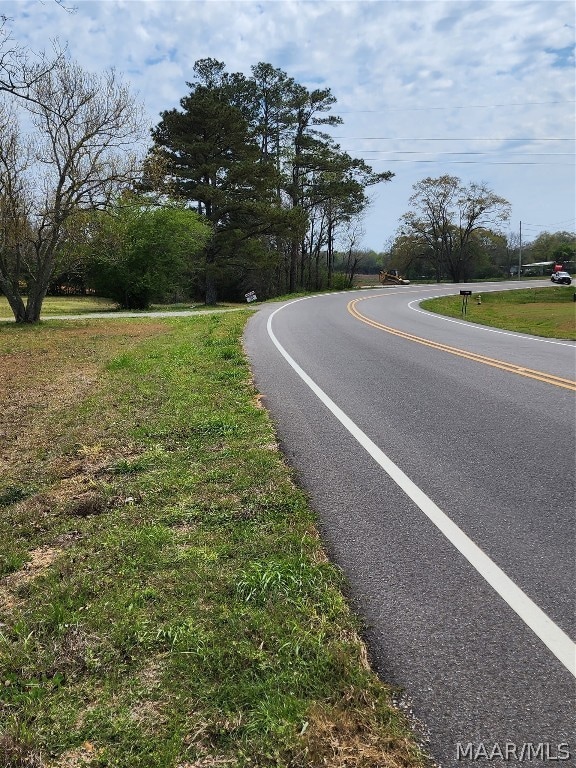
0,56,145,321
338,220,365,287
0,7,68,107
401,175,511,282
0,103,35,319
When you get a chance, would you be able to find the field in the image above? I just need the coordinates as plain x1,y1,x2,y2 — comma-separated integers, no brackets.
0,312,428,768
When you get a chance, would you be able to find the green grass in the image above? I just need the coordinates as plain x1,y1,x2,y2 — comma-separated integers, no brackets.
0,295,119,317
0,313,429,767
0,295,253,318
420,286,576,339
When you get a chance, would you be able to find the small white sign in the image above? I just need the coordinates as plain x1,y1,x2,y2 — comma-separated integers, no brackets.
245,291,257,303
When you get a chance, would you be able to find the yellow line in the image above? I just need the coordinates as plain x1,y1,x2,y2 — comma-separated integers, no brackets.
347,297,576,392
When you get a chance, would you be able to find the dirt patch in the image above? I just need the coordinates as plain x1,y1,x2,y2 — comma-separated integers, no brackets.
66,492,106,518
0,545,61,614
3,545,61,587
49,741,102,768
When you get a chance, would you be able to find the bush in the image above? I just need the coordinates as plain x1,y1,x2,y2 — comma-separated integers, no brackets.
87,201,212,309
330,272,352,290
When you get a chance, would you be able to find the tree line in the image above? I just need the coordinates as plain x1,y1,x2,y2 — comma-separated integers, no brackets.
144,57,394,302
384,176,574,282
0,38,574,322
0,43,393,320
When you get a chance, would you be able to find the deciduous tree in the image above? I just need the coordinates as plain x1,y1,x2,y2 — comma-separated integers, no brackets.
0,55,144,322
526,230,576,265
400,175,511,282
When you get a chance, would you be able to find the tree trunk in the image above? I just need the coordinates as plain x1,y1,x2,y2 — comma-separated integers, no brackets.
205,273,218,305
22,280,48,322
347,255,360,287
289,240,298,293
0,277,27,322
327,220,334,288
0,266,49,322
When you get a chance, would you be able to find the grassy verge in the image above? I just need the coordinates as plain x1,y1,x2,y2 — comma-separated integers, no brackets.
0,297,251,318
0,314,430,768
0,296,119,317
420,286,576,340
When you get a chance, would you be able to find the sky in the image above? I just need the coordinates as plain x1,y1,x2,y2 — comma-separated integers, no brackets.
4,0,575,251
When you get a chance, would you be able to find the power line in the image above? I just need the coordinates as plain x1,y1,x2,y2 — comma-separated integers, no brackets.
522,219,576,229
355,158,574,166
333,137,574,141
345,151,574,156
337,101,575,113
524,218,576,227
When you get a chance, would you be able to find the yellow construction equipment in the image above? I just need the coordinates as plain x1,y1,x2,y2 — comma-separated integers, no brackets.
379,270,410,285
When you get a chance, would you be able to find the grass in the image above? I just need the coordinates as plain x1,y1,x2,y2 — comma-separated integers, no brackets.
420,285,576,340
0,296,119,317
0,313,430,767
0,296,251,318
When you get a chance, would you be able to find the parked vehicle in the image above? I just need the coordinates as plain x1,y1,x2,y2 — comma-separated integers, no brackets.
551,271,572,285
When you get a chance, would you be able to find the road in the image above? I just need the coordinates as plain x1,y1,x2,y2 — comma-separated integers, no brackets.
244,281,576,767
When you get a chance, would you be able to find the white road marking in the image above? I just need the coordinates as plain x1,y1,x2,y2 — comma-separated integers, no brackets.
407,298,576,348
267,299,576,678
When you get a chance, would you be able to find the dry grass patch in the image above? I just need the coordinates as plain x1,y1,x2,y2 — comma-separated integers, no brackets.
49,741,103,768
177,759,238,767
0,321,166,491
0,732,45,768
6,545,61,582
0,296,118,318
299,700,418,768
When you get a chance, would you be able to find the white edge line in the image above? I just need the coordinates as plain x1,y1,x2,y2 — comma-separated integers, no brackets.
267,300,576,678
407,295,576,348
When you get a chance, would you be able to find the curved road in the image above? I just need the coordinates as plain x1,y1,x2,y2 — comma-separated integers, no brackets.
244,281,575,767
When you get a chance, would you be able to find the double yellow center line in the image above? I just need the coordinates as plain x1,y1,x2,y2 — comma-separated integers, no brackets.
347,297,576,392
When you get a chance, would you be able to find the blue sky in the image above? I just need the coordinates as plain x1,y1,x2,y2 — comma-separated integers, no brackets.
5,0,575,250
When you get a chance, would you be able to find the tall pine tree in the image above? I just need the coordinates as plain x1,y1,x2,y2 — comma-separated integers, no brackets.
151,84,299,303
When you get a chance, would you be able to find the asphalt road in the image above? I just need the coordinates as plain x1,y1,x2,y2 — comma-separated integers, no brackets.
244,280,576,767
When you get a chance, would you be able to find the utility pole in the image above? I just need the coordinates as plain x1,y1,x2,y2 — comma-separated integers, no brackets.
518,221,522,279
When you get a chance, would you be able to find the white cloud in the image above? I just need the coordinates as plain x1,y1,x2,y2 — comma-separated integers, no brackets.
3,0,575,248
